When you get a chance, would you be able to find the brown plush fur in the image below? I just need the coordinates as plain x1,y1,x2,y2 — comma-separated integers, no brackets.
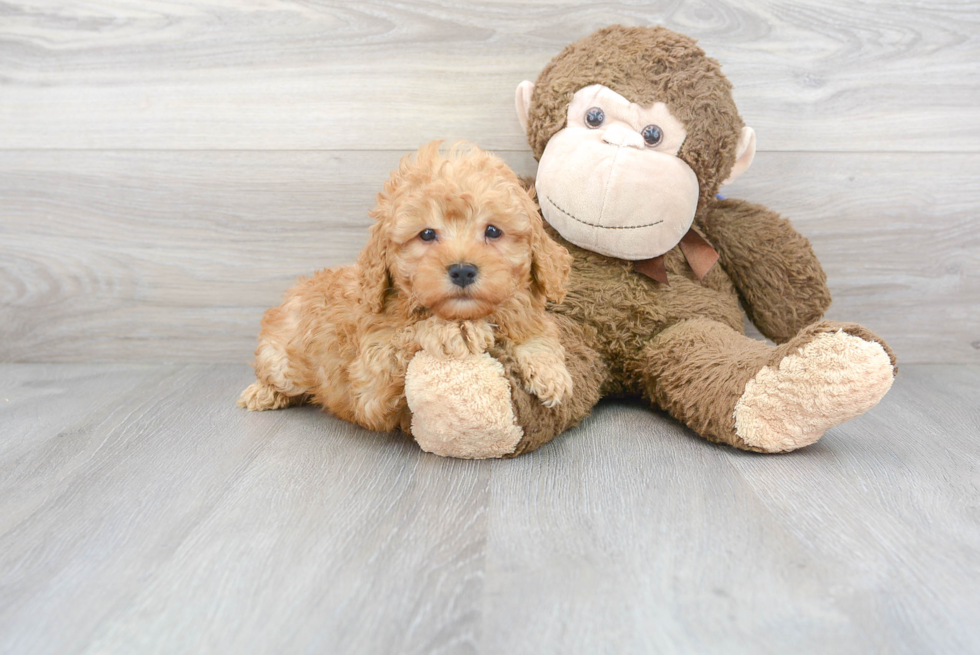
642,319,896,451
492,313,606,457
486,26,896,455
238,142,574,431
698,198,832,343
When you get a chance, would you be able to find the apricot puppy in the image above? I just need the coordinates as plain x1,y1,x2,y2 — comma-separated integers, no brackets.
238,141,574,434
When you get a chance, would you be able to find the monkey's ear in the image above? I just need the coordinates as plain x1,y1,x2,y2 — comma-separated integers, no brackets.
722,126,757,186
356,220,390,313
515,81,535,134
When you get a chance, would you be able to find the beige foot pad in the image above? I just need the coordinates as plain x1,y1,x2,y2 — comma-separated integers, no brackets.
734,330,895,453
405,351,524,459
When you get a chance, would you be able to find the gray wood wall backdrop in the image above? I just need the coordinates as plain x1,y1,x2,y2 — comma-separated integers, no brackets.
1,1,977,364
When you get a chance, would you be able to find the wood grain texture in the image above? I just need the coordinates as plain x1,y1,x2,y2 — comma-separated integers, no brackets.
0,364,488,655
0,363,978,653
0,1,977,151
482,364,980,654
1,149,977,363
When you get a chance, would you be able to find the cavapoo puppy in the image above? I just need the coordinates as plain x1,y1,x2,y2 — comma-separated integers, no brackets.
238,141,574,434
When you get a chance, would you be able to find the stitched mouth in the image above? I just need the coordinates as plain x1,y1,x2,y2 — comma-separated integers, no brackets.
544,194,664,230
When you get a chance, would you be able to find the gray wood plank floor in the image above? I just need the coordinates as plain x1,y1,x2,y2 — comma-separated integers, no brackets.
1,363,978,654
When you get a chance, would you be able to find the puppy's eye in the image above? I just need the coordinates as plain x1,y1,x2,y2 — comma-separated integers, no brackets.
419,228,437,242
585,107,605,128
485,225,503,239
642,124,663,147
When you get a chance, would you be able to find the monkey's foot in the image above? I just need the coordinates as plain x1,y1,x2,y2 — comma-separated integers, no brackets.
733,323,896,453
405,351,523,459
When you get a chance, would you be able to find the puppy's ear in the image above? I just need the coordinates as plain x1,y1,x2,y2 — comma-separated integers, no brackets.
356,215,390,313
522,188,572,304
357,149,420,313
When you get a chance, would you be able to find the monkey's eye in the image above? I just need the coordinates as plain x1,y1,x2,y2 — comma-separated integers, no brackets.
419,228,437,242
485,225,503,239
642,124,663,147
585,107,605,128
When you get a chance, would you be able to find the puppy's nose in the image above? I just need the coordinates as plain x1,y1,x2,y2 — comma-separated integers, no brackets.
447,263,478,288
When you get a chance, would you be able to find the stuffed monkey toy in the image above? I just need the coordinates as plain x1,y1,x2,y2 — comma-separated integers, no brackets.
404,25,897,458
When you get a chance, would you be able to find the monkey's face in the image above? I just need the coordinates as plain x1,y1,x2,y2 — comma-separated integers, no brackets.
532,84,700,261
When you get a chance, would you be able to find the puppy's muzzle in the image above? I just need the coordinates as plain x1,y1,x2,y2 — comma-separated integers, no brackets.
447,263,478,288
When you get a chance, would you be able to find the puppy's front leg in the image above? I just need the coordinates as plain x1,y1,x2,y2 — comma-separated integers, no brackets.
415,317,494,359
513,333,574,409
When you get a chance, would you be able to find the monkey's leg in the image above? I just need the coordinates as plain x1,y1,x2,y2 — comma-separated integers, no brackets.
496,315,606,457
405,315,606,458
638,318,896,453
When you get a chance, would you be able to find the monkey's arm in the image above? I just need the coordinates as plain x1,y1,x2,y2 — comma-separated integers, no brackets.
697,198,831,344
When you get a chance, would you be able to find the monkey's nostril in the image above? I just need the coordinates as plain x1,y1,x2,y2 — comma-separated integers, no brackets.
447,263,479,288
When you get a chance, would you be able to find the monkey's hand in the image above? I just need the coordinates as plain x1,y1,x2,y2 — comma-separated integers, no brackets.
697,198,832,343
415,317,495,359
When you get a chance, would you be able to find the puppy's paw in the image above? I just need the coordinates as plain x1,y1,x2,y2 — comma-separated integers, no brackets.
514,346,573,408
238,381,294,411
416,317,471,359
416,317,494,359
523,359,574,408
460,320,494,354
